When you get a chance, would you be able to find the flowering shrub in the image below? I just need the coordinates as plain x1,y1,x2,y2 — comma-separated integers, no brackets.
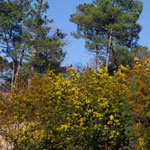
1,59,150,150
2,64,127,150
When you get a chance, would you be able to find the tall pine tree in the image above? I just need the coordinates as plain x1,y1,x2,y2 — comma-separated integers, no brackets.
70,0,143,71
0,0,30,88
0,0,66,88
23,0,66,83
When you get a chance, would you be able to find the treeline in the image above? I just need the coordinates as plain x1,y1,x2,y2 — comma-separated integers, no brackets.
1,0,150,90
1,0,150,150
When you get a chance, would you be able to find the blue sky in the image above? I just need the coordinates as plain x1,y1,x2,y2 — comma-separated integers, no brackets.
48,0,150,66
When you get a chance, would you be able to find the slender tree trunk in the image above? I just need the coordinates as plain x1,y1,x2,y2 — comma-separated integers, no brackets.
28,47,37,84
95,44,98,72
28,0,43,85
14,65,21,84
14,48,25,85
105,29,113,69
11,61,15,88
11,59,18,88
9,32,16,88
112,48,117,69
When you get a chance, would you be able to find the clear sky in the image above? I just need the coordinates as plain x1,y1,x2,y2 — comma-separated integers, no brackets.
48,0,150,67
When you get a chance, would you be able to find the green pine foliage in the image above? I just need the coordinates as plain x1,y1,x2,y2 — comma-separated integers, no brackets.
70,0,143,72
0,0,66,88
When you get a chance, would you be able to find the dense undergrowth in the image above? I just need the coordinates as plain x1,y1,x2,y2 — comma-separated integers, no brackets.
0,59,150,150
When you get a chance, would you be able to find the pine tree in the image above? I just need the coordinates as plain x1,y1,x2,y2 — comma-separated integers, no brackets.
23,0,66,83
0,0,66,88
0,0,30,88
70,0,143,71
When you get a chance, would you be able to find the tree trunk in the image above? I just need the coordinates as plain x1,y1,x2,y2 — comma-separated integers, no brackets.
95,44,98,72
9,33,17,88
14,48,25,85
105,29,113,69
28,47,37,84
28,0,43,85
11,61,15,88
112,48,117,70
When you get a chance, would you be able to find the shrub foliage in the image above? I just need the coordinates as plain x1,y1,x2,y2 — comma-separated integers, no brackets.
1,59,150,150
